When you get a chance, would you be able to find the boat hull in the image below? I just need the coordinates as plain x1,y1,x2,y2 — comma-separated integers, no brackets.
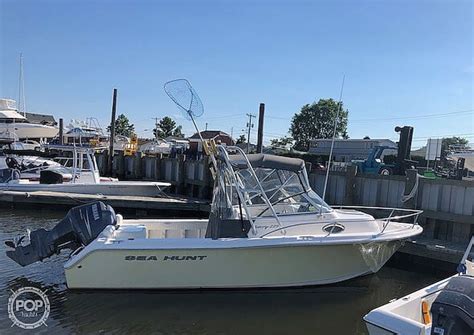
64,240,401,289
0,123,58,139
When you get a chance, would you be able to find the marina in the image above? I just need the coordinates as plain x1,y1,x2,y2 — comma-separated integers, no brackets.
0,0,473,334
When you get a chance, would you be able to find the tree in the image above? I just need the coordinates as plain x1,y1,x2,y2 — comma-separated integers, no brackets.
289,99,349,151
108,114,135,137
270,136,293,147
441,136,469,158
236,134,246,144
153,116,184,139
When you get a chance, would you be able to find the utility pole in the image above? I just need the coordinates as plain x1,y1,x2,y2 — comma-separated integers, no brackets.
246,113,256,153
154,117,159,140
256,103,265,153
107,88,117,176
59,118,64,145
205,122,208,131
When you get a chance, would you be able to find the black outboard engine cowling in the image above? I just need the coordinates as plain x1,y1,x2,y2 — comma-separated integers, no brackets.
6,202,116,266
430,275,474,335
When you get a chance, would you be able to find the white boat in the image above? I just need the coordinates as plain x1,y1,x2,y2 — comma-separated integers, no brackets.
63,118,105,145
0,153,65,181
0,139,64,180
364,238,474,335
0,99,58,139
6,145,423,289
0,145,170,197
139,139,172,155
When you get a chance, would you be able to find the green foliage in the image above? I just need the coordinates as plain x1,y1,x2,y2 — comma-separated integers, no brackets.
290,99,349,151
153,116,184,139
270,136,293,147
108,114,135,137
236,134,246,144
441,136,469,157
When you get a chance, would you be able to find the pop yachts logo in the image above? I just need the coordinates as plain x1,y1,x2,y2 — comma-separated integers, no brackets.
125,255,207,261
8,287,50,329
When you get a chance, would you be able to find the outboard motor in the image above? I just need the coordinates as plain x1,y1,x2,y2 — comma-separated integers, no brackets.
5,202,116,266
430,275,474,335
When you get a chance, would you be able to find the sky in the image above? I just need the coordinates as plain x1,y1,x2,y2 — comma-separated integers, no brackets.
0,0,473,148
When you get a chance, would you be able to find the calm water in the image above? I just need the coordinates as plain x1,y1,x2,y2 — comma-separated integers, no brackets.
0,208,447,335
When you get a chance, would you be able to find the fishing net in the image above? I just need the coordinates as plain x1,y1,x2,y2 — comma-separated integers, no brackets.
163,79,204,121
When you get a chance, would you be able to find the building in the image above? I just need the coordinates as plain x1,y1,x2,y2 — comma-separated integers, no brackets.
308,138,397,162
188,130,234,153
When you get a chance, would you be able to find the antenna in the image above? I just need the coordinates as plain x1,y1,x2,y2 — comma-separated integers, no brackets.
321,75,346,206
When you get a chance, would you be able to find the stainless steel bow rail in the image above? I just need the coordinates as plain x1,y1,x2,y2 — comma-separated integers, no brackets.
259,206,422,238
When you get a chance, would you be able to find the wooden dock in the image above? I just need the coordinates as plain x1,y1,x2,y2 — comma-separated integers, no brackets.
399,237,473,264
0,190,210,217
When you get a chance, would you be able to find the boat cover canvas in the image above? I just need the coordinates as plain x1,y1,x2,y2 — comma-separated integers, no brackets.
228,153,305,172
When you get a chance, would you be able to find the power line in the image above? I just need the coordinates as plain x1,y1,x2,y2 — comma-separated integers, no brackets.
411,132,474,140
207,113,247,120
265,109,474,122
389,133,474,143
351,109,474,123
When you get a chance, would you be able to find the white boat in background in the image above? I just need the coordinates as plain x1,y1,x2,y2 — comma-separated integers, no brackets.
364,237,474,335
0,99,58,139
0,145,170,197
139,139,172,155
6,145,423,289
0,139,65,180
63,118,105,145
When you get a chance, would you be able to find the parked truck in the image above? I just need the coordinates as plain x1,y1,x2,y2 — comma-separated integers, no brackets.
352,126,417,176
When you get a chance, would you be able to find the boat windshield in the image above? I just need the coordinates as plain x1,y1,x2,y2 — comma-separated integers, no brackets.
211,150,332,224
236,167,332,217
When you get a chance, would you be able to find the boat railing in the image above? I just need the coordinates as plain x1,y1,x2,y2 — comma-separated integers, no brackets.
259,206,422,238
334,205,422,230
